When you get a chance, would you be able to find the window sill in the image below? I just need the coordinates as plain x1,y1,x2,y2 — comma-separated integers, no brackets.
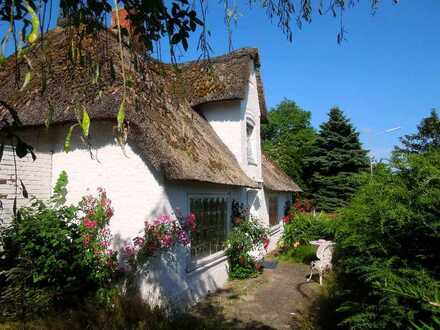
187,250,227,273
270,223,282,235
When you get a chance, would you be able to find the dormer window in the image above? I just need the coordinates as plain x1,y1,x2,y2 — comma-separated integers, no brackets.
247,118,256,165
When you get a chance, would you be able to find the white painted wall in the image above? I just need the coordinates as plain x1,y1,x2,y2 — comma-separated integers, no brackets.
198,59,263,184
46,123,173,244
0,132,52,221
243,60,263,183
4,123,247,309
139,181,241,308
262,189,292,252
198,100,243,166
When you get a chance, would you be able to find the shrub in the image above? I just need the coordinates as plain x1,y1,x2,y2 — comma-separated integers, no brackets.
330,151,440,329
226,203,269,280
277,244,317,264
0,174,118,320
281,212,335,249
124,212,196,271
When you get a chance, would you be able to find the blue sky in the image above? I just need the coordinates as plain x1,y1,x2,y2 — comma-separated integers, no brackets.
173,0,440,160
2,1,439,159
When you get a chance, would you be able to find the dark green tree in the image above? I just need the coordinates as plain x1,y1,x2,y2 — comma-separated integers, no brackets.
305,107,369,212
396,109,440,154
262,99,316,189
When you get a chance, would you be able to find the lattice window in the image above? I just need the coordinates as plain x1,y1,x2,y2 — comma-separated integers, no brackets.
269,195,279,227
190,196,228,260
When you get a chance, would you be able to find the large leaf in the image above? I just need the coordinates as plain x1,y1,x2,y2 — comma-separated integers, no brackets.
117,99,125,131
81,108,90,137
64,124,78,153
20,71,32,91
24,1,40,44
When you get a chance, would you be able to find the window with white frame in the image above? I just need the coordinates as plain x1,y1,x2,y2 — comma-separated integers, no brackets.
189,195,228,260
247,119,256,165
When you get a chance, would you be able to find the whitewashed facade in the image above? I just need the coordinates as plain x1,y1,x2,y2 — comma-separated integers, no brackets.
0,56,295,308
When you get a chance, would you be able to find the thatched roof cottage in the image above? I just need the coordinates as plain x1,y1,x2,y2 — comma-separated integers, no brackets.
0,14,301,307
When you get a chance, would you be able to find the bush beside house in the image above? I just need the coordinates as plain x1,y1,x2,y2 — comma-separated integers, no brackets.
0,173,195,324
328,151,440,329
225,202,270,280
278,201,335,264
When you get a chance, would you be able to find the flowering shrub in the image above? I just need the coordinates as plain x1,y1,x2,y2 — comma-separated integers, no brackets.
226,203,269,280
0,173,118,319
77,188,118,286
125,212,196,270
292,198,314,213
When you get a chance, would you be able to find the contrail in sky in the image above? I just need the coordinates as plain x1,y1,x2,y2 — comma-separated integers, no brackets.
385,127,401,133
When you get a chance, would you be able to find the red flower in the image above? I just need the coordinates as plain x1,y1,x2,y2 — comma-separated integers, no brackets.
186,213,196,231
282,216,290,224
263,238,270,250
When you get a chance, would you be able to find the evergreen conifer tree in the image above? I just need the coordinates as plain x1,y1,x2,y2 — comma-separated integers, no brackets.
306,107,369,212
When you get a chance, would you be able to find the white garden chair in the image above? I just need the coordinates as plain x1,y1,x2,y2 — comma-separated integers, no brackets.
306,239,335,286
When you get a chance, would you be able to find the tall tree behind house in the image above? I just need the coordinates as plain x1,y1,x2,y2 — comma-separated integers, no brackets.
261,99,316,191
305,107,369,212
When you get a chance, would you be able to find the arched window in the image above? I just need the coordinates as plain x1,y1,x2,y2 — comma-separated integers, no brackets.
246,117,256,165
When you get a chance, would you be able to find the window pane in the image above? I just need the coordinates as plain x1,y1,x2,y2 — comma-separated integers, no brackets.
190,196,228,260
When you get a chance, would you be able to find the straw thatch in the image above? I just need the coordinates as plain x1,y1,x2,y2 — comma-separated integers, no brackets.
173,48,268,121
262,153,302,192
0,27,258,188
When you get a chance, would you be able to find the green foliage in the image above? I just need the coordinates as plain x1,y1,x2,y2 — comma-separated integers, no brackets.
281,212,335,248
278,244,317,264
226,215,269,280
395,109,440,154
279,211,335,264
52,170,68,205
262,99,316,189
330,151,440,329
0,173,118,321
305,107,369,212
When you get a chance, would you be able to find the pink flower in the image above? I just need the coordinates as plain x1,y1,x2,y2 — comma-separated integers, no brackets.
153,215,171,225
106,208,114,219
160,234,174,248
124,244,135,257
133,236,145,247
84,218,97,229
99,240,110,248
186,213,196,231
177,230,190,246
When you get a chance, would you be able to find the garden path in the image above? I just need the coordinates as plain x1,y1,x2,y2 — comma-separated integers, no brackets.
188,258,326,329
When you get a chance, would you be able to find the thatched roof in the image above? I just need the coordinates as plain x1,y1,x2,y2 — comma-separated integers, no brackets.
262,153,302,192
173,49,268,121
0,27,258,188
